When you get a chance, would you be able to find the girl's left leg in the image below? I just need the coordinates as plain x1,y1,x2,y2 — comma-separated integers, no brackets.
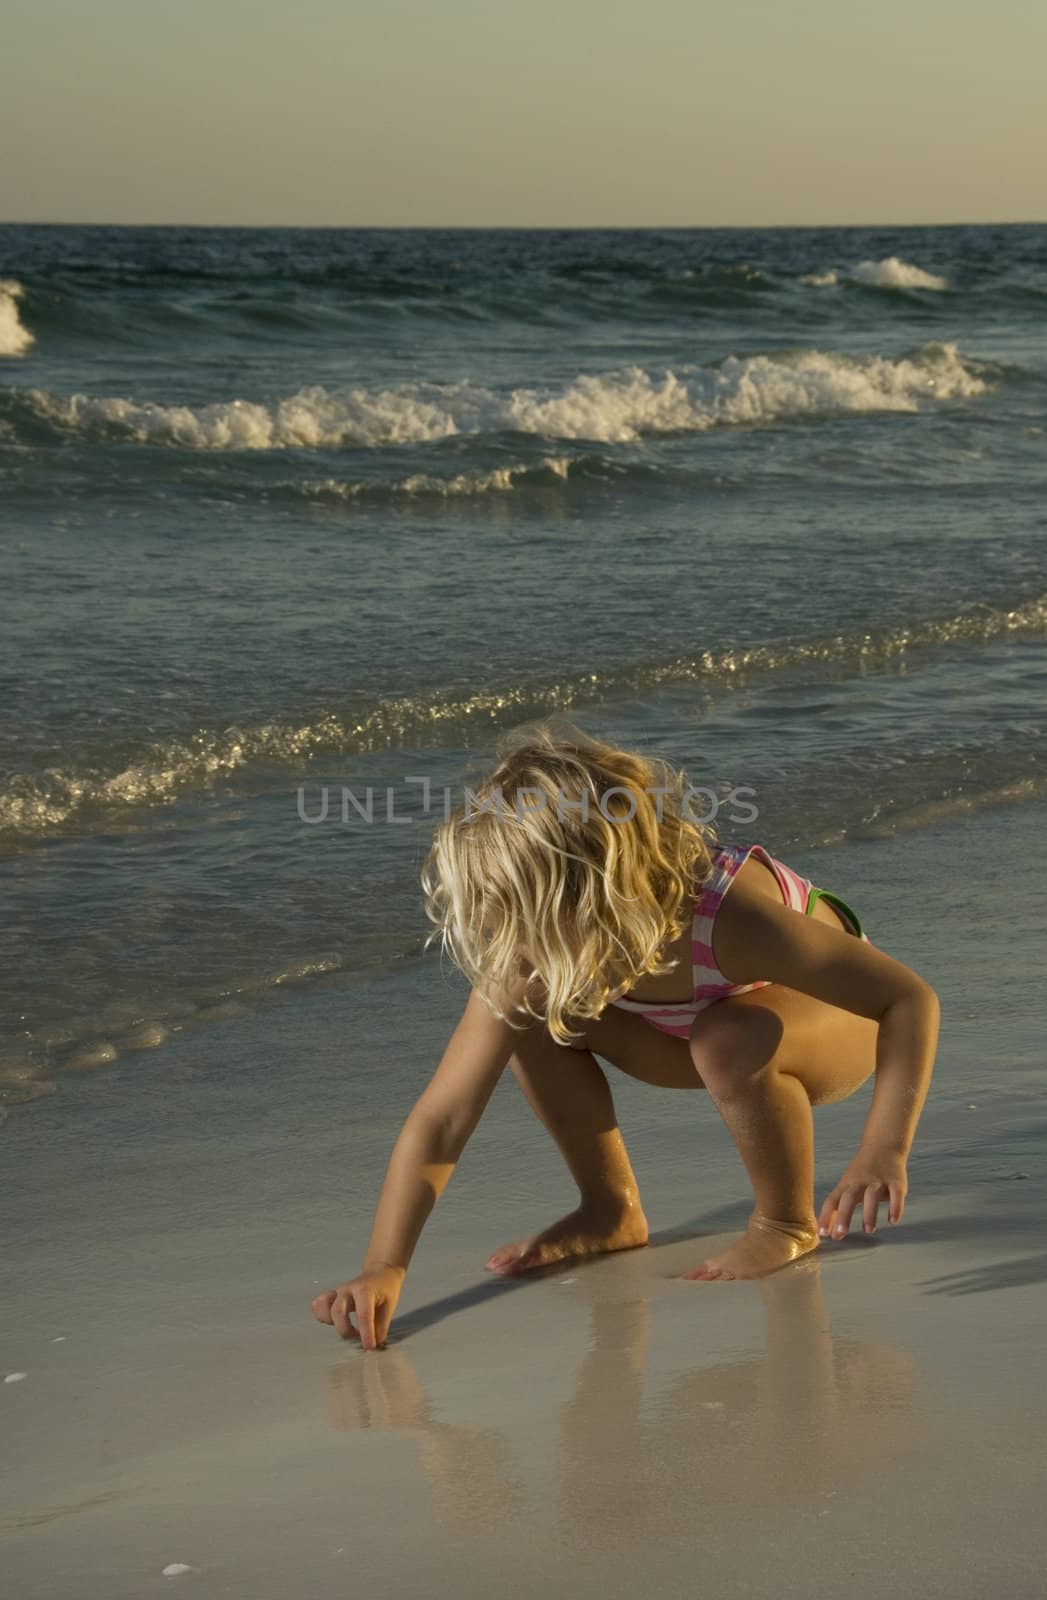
486,1021,649,1276
486,1009,699,1276
683,984,880,1280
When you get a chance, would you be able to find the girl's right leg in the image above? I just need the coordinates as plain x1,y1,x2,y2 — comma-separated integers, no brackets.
486,1011,700,1276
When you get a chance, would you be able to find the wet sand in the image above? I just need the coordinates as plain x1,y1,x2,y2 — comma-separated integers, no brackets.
2,801,1046,1598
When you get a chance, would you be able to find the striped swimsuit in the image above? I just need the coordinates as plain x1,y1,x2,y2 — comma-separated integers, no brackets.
608,842,871,1039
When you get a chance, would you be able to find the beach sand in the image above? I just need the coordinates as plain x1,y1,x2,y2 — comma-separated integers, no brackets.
3,800,1046,1599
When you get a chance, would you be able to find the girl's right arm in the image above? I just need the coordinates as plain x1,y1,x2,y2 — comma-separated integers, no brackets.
311,980,528,1350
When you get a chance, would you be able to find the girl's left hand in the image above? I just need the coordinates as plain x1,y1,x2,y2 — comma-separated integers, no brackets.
818,1147,908,1240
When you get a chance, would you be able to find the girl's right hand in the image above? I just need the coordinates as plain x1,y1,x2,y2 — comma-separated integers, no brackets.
310,1264,405,1350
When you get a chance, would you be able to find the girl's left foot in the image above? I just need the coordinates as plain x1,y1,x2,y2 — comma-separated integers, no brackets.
682,1216,819,1281
485,1200,649,1277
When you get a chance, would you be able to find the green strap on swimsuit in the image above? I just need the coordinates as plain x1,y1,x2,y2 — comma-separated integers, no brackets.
804,885,865,938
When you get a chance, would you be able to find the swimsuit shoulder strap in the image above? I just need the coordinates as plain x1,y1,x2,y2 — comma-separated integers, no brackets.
694,841,755,919
691,842,759,987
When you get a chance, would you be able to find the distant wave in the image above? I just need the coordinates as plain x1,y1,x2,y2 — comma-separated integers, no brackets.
656,263,778,304
4,589,1044,844
801,257,950,292
15,253,1043,358
294,453,735,504
677,263,774,288
16,341,988,451
302,454,581,501
0,259,786,352
0,280,34,356
853,257,950,291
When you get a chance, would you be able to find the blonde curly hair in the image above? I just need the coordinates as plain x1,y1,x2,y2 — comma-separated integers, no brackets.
422,721,717,1044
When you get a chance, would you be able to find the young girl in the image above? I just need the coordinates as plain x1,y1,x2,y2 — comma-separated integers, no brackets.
312,725,940,1350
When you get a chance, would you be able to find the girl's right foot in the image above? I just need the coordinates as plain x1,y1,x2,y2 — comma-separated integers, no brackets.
485,1200,649,1276
681,1214,820,1282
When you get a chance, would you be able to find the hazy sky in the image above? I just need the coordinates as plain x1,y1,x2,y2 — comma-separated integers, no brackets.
1,0,1044,226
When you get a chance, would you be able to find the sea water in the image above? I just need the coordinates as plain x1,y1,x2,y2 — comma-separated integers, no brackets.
1,223,1046,1118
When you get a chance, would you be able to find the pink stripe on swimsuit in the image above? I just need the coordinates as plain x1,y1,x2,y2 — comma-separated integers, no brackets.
608,842,871,1039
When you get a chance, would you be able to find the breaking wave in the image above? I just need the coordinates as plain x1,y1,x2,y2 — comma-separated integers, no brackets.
0,279,34,356
16,341,988,450
801,257,950,292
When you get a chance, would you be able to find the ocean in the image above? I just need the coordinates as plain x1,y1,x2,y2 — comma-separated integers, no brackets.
2,222,1046,1120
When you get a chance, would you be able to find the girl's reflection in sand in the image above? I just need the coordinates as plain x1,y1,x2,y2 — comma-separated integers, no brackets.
557,1264,917,1545
323,1342,519,1528
321,1261,916,1534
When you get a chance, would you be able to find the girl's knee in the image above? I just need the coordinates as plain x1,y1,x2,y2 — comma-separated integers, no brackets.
689,1005,783,1099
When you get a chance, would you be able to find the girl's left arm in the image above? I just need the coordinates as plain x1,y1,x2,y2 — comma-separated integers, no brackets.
713,886,941,1232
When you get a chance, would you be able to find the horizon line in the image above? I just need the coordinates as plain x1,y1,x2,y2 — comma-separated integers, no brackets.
1,217,1044,232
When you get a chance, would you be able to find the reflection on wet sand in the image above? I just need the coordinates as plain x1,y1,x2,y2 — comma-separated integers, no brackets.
558,1265,917,1545
323,1346,518,1528
320,1259,917,1537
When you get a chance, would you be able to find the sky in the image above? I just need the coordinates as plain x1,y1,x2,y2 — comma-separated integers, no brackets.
1,0,1044,227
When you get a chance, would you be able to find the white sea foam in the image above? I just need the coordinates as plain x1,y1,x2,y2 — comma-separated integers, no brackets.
0,280,34,356
25,342,987,452
26,382,467,449
852,257,949,291
802,258,949,292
